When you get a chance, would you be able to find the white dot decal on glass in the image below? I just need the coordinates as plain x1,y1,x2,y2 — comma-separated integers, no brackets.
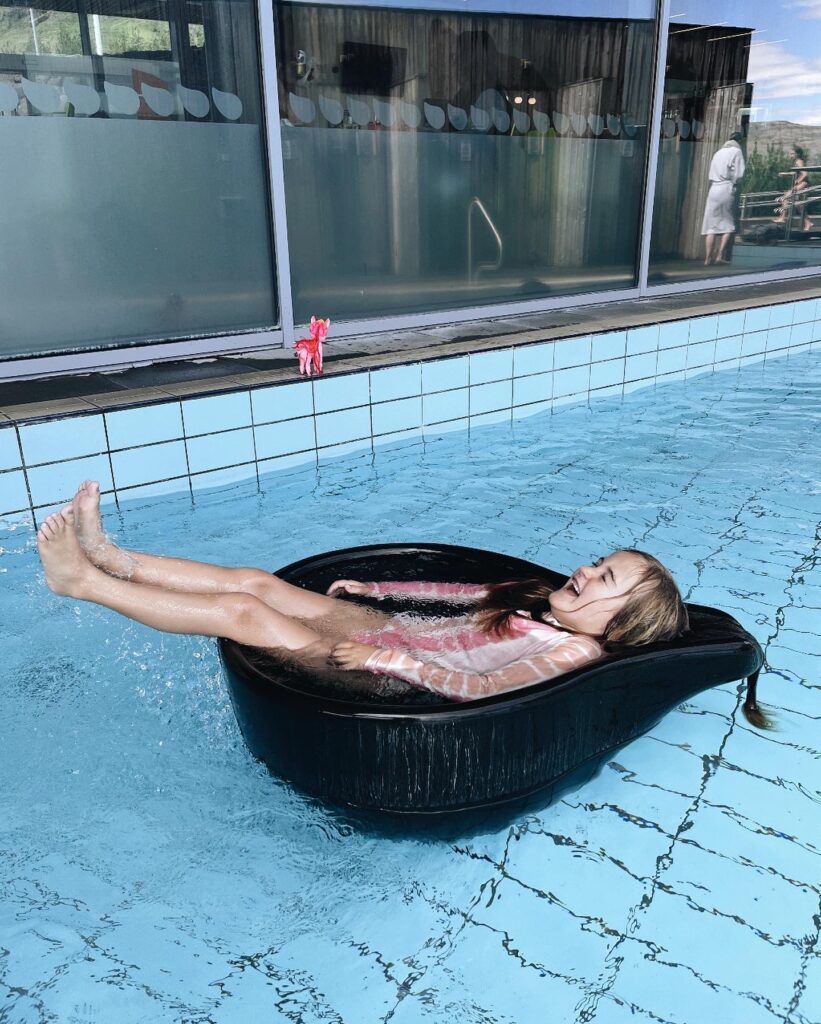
288,92,315,123
21,77,61,114
346,96,370,126
63,80,100,115
212,87,242,121
678,119,691,139
448,104,467,130
424,102,445,129
318,94,343,125
178,85,209,118
512,107,529,133
142,83,175,118
553,110,569,134
623,115,638,138
470,105,491,131
662,117,676,138
607,113,621,135
692,119,704,139
532,109,550,133
588,113,604,136
0,81,19,114
104,81,140,116
372,98,394,127
571,112,587,136
399,100,420,128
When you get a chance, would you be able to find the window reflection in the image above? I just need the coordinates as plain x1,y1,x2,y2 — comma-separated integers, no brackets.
650,1,821,281
0,0,276,357
276,2,656,322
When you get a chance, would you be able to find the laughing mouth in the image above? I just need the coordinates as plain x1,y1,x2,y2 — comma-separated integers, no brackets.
569,576,581,595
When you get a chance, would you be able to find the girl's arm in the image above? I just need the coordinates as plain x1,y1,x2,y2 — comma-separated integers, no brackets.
362,634,602,702
327,579,490,604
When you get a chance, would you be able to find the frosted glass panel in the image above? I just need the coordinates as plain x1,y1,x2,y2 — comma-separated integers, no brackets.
0,0,276,358
276,2,655,322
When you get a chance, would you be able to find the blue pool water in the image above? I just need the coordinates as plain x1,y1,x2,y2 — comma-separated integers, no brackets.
1,351,820,1024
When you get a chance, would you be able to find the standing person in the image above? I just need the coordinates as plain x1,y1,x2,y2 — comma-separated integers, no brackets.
774,145,813,232
701,131,745,265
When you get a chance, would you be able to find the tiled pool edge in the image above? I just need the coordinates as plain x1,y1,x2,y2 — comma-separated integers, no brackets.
2,298,820,521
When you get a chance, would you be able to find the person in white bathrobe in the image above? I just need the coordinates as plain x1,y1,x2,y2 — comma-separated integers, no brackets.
701,132,745,266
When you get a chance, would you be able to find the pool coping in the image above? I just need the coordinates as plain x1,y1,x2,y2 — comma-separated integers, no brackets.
3,275,821,425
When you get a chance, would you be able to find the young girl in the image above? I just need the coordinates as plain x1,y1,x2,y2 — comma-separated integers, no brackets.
37,481,689,702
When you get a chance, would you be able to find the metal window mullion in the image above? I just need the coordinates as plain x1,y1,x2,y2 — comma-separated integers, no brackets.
257,0,296,347
636,0,672,295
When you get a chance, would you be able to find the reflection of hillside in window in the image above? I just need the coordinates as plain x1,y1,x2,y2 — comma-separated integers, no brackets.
0,6,82,55
91,15,170,58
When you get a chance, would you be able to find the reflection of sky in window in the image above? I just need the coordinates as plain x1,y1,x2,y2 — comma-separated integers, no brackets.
671,1,821,123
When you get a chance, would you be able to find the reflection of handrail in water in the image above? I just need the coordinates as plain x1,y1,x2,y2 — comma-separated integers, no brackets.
467,197,503,282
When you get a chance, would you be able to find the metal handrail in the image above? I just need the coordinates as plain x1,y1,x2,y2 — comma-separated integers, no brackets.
467,197,503,282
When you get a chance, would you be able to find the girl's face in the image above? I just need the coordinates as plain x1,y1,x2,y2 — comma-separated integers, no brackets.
549,551,647,636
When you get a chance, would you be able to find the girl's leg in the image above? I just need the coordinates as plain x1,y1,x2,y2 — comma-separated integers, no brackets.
38,512,325,650
68,481,340,619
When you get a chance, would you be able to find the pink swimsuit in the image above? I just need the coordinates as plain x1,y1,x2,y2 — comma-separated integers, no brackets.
353,581,603,702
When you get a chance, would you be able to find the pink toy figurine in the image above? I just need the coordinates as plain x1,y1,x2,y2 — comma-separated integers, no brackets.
294,316,330,377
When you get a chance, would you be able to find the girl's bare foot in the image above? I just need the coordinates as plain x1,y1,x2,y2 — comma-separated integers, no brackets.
37,511,94,598
70,480,109,559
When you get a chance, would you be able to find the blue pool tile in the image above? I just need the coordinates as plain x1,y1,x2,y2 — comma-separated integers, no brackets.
27,454,113,508
623,376,655,395
624,351,657,381
626,324,658,355
767,326,791,351
254,417,315,459
513,341,553,376
422,417,468,437
513,372,552,406
553,364,590,398
423,388,469,424
470,408,512,427
111,441,188,490
371,397,422,435
688,314,718,343
790,321,813,345
591,330,626,361
257,450,317,478
315,406,371,448
372,426,424,450
470,348,513,385
105,402,183,451
744,306,770,333
656,346,687,375
312,373,370,414
591,383,623,398
512,399,552,421
658,320,689,349
316,437,372,462
190,464,257,492
20,414,106,466
589,358,624,390
118,477,191,503
792,299,815,324
251,382,313,424
185,428,255,474
470,381,511,415
0,470,29,514
553,335,592,369
768,302,794,328
182,392,251,437
716,310,745,338
0,426,21,472
369,364,421,404
742,331,767,357
421,355,469,393
686,339,715,368
714,334,742,362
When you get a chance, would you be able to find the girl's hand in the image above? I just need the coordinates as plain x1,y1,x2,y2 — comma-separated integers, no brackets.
329,641,379,671
326,579,370,597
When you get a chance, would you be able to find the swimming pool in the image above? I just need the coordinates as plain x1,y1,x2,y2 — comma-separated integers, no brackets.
1,349,819,1024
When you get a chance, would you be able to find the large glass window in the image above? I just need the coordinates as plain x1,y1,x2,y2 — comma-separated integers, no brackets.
276,1,656,322
650,1,821,282
0,0,277,358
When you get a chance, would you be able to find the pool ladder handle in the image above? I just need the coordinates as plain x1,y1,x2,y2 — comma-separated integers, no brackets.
467,196,503,282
